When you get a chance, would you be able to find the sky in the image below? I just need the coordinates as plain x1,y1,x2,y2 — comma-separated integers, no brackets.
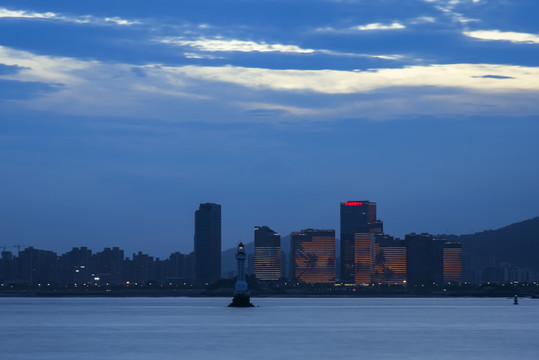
1,0,538,258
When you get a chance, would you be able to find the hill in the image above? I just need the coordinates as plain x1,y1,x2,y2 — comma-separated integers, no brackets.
443,216,539,272
222,217,539,277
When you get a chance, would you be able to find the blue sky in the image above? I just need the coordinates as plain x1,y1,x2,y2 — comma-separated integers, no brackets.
1,0,538,257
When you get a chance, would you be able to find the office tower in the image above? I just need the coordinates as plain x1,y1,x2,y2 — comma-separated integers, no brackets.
254,226,281,281
340,201,383,283
194,203,221,285
290,229,335,284
405,233,444,287
443,242,462,283
354,232,374,285
373,235,407,285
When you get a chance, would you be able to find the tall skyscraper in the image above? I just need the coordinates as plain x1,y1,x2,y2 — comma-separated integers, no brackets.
194,203,221,285
340,201,383,283
290,229,335,284
254,226,281,281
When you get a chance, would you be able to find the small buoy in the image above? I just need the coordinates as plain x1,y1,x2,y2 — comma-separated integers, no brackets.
513,295,519,305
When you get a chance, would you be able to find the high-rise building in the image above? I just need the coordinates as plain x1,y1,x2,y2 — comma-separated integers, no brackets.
340,201,383,283
194,203,221,285
373,235,407,285
405,233,444,287
443,242,462,283
354,232,374,285
254,226,281,281
290,229,335,284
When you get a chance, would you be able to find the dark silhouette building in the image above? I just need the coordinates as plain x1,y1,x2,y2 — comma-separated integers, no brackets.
291,229,335,284
94,247,124,285
59,247,92,286
340,201,383,284
405,233,444,287
194,203,221,285
254,226,281,281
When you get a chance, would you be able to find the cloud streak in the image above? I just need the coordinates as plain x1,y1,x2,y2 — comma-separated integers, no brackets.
464,30,539,44
158,36,407,61
0,8,139,26
353,22,406,31
160,37,316,54
316,22,406,34
167,63,539,94
1,45,538,122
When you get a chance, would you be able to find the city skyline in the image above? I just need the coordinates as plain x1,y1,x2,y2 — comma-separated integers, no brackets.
2,198,536,286
1,0,538,258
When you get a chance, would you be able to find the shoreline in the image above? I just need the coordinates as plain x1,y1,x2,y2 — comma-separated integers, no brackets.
1,289,538,299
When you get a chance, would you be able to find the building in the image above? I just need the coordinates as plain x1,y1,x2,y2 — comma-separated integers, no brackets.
254,226,281,281
354,232,374,285
194,203,221,285
405,233,444,287
340,201,383,283
290,229,335,284
373,235,407,285
94,247,124,285
443,242,462,283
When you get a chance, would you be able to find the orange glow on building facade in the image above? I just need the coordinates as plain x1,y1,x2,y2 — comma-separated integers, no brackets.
291,229,335,284
443,242,462,283
354,232,374,285
373,238,407,285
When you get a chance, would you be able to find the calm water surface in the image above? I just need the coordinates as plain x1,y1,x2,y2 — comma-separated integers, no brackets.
1,297,538,359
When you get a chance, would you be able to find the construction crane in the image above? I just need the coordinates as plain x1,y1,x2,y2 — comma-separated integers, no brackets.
13,244,32,254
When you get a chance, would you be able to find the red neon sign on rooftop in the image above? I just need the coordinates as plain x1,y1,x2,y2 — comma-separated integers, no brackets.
345,201,364,206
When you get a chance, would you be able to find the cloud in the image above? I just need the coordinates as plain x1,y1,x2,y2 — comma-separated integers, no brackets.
423,0,480,24
1,45,538,122
158,36,407,61
0,7,139,26
410,16,437,24
463,30,539,44
316,22,406,33
166,63,539,94
0,8,56,19
353,22,406,31
159,37,316,54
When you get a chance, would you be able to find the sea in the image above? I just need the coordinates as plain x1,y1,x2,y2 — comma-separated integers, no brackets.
1,297,538,359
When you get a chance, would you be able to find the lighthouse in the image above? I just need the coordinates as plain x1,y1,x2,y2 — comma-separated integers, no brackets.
228,242,254,307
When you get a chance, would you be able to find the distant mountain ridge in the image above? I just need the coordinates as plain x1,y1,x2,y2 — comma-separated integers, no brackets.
443,216,539,272
222,216,539,277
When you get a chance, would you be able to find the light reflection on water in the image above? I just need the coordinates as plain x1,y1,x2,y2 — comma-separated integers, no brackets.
1,297,538,359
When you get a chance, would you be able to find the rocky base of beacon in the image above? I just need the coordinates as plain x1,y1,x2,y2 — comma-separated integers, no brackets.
228,294,254,307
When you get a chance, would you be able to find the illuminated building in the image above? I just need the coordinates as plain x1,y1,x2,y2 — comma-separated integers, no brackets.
340,201,383,283
373,235,407,285
290,229,335,284
194,203,221,285
405,233,444,287
443,242,462,283
254,226,281,281
354,232,374,285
